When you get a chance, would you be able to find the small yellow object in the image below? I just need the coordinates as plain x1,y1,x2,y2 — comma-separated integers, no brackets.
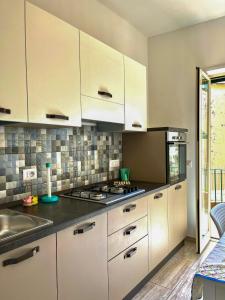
32,195,38,205
23,195,39,207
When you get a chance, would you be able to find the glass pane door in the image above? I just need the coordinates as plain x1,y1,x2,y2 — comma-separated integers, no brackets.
169,144,179,183
198,68,211,253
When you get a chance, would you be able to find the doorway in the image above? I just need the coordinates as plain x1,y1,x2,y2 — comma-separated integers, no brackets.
197,67,225,252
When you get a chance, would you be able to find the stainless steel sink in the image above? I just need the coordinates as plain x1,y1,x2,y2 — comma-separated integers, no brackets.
0,209,53,243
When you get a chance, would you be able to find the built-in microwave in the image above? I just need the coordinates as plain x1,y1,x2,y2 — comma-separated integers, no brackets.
122,128,188,185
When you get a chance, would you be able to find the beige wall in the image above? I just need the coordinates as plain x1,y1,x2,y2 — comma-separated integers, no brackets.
148,16,225,237
28,0,148,65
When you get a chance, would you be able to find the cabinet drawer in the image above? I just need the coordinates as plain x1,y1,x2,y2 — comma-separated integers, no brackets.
108,236,148,300
81,95,124,124
0,235,57,300
108,196,147,235
108,216,148,260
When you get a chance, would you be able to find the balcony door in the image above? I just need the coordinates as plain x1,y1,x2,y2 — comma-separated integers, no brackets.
197,68,211,253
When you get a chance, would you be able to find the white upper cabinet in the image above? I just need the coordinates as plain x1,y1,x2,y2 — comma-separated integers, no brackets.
80,31,124,123
124,56,147,131
26,3,81,126
0,0,27,122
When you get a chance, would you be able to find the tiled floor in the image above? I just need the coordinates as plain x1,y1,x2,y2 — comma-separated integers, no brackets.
132,239,217,300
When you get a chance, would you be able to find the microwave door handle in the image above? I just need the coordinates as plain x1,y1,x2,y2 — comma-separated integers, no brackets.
168,142,188,145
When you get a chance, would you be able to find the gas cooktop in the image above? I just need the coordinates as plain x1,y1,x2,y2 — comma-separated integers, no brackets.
61,181,145,205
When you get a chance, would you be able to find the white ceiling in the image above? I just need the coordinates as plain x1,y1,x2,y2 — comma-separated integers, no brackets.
99,0,225,37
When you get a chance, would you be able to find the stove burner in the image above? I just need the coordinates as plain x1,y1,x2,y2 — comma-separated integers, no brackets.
101,185,109,192
90,193,106,200
110,187,124,194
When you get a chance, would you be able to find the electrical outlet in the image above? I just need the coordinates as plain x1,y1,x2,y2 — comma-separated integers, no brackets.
109,159,120,169
23,167,37,181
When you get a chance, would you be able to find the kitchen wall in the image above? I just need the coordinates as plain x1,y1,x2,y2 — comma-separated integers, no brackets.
28,0,148,66
148,15,225,237
0,125,122,204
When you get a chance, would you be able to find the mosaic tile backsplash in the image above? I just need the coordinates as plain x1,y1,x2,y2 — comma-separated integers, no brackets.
0,126,122,204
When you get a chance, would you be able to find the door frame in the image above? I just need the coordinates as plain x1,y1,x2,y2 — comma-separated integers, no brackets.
196,67,211,254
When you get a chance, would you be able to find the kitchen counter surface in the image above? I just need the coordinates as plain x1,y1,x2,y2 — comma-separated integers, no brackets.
0,181,169,255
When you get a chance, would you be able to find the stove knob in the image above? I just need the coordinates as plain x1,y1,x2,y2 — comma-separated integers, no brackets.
123,189,128,194
130,187,135,192
134,186,138,191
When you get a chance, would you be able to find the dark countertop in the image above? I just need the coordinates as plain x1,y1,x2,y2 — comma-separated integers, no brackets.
0,181,169,255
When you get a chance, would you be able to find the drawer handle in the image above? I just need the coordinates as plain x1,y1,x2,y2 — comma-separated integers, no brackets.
2,246,40,267
175,185,182,190
124,225,137,235
132,123,142,128
74,222,95,235
98,90,112,98
124,247,137,259
0,107,11,115
154,193,163,199
46,114,69,121
123,204,136,213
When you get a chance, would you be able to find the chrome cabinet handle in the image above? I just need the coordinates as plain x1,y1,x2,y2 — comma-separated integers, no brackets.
0,107,11,115
2,246,40,267
98,91,112,98
123,204,136,213
175,185,182,190
46,114,69,121
154,193,163,199
74,222,95,235
124,247,137,259
123,225,137,235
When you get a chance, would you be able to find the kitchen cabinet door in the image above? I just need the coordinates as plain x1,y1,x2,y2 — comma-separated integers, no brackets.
124,56,147,131
57,213,108,300
0,0,27,122
80,31,124,105
168,180,187,252
0,235,57,300
26,3,81,126
148,189,169,271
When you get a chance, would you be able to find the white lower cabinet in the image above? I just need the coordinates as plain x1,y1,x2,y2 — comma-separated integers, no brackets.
0,235,57,300
57,213,108,300
168,180,187,252
108,236,149,300
148,189,169,271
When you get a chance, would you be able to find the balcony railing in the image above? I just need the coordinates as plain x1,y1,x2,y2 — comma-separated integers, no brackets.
211,169,225,203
